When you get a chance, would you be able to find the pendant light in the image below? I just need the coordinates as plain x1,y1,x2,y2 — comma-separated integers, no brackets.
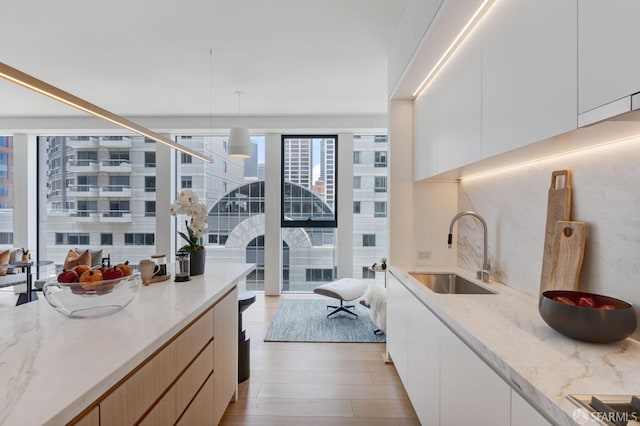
227,91,252,158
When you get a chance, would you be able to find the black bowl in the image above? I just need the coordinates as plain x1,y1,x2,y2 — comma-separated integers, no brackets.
539,290,637,343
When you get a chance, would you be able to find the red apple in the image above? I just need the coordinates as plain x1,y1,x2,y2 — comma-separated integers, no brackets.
576,296,598,308
58,270,79,283
103,266,124,280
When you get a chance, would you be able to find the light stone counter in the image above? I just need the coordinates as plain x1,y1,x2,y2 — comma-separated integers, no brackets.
0,263,254,426
390,265,640,426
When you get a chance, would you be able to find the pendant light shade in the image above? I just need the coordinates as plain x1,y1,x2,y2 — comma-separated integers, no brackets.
227,126,252,158
228,91,252,158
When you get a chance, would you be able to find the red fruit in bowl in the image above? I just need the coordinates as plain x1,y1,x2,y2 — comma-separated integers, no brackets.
58,270,79,283
553,296,576,306
80,269,103,283
599,304,617,310
577,296,598,308
103,266,124,280
72,265,90,276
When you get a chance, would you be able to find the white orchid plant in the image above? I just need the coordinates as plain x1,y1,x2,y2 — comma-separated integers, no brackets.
170,190,208,251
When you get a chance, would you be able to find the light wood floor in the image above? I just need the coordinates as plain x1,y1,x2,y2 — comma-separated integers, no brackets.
220,293,419,426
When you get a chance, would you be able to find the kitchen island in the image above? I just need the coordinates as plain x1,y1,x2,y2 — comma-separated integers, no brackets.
0,263,254,425
388,265,640,426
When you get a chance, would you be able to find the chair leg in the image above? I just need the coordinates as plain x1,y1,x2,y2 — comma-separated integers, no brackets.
326,299,357,318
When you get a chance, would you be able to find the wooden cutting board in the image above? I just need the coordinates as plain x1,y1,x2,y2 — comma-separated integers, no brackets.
545,221,586,292
539,169,572,294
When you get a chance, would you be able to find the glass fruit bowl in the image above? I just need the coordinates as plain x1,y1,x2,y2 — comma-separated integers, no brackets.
43,272,142,318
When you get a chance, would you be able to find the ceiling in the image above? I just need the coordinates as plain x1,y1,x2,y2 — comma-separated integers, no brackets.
0,0,408,118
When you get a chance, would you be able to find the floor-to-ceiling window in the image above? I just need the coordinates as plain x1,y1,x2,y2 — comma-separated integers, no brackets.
175,134,266,288
38,135,156,270
0,136,13,250
281,135,337,292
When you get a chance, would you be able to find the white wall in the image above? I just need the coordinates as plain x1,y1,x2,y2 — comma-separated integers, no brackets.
389,100,457,267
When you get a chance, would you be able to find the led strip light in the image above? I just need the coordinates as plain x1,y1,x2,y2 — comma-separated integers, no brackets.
412,0,495,98
0,61,213,163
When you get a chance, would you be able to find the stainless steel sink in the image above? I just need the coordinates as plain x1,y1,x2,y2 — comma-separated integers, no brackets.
408,273,496,295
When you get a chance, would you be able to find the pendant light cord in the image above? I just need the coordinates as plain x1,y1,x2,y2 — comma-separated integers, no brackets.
235,91,244,123
209,48,213,136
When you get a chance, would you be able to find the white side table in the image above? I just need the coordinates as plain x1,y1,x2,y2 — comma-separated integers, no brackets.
368,265,387,287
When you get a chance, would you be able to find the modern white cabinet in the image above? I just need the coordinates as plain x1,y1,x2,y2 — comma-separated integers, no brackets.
388,273,441,425
511,390,552,426
481,0,577,158
406,292,440,425
578,0,640,122
413,26,481,181
440,325,511,426
386,272,409,385
387,272,551,426
435,29,482,173
413,0,577,180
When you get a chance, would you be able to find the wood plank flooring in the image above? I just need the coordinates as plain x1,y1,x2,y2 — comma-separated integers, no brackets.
221,294,419,425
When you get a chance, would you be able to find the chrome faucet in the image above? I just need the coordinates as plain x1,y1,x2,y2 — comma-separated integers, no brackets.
448,211,490,282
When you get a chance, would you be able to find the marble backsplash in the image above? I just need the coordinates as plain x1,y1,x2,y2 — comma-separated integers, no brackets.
457,135,640,339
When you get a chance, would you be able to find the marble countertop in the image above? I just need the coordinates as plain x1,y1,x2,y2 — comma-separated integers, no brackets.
0,263,254,426
390,265,640,426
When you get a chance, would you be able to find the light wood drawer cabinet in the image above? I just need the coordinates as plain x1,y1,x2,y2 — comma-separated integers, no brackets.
175,308,214,373
176,339,214,415
100,339,178,426
70,406,99,426
176,372,214,426
138,387,176,426
69,287,237,426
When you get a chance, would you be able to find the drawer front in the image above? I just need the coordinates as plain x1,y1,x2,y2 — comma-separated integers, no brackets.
70,405,99,426
138,386,176,426
176,372,214,426
100,341,177,426
176,339,214,416
176,308,214,373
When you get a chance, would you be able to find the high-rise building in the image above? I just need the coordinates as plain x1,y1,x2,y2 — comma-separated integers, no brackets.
38,134,244,268
320,138,335,207
282,138,312,189
352,134,388,281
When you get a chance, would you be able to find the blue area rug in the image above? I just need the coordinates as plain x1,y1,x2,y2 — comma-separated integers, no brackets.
264,299,385,343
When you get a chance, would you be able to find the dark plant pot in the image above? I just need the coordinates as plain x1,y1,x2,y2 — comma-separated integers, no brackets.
189,249,206,276
381,263,387,270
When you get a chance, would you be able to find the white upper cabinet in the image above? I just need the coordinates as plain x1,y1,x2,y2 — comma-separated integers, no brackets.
481,0,577,159
578,0,640,121
436,31,482,172
413,23,482,181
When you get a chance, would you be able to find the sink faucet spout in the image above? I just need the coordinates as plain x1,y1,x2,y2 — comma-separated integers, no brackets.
448,211,490,282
